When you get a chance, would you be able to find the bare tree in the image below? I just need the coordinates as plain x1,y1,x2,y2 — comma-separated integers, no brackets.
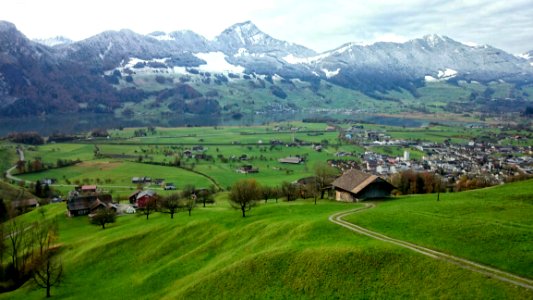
182,194,196,216
197,189,213,207
260,186,273,204
229,179,261,217
6,219,25,281
161,193,181,219
90,208,116,229
142,197,158,220
281,181,298,201
314,162,338,199
305,181,320,205
32,228,63,298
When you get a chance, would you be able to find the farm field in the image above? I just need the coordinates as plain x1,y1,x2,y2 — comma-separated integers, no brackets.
5,121,530,199
2,181,533,299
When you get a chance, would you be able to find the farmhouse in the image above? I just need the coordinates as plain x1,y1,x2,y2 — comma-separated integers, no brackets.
331,169,395,202
67,187,115,217
132,177,152,184
237,165,259,174
130,190,157,208
11,198,39,213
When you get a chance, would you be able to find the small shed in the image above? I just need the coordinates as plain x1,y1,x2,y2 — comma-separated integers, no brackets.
278,157,303,164
331,169,395,202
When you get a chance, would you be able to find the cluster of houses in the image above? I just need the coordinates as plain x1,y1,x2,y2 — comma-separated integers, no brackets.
332,124,533,184
67,185,117,217
66,185,161,217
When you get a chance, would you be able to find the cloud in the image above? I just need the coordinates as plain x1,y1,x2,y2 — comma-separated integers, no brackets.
0,0,532,54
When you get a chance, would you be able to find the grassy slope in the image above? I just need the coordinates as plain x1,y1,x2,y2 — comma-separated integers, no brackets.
0,144,16,173
2,183,533,299
16,161,214,198
345,179,533,278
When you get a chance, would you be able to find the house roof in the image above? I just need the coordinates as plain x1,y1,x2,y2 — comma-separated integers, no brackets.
278,157,302,164
332,169,389,195
68,194,113,211
90,198,106,211
137,190,156,200
11,198,39,208
81,185,97,191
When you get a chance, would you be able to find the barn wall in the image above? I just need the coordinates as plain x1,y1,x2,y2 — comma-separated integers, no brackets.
335,190,356,202
359,182,393,199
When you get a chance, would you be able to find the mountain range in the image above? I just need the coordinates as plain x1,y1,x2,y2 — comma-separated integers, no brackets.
1,20,532,117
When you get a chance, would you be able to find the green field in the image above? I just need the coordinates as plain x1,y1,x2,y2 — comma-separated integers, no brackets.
345,180,533,278
7,121,531,200
2,180,533,299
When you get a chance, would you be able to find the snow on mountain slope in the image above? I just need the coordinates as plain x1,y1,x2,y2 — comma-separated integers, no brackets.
34,36,73,47
194,52,245,73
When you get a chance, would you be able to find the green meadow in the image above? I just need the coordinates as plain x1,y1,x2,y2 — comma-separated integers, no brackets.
345,180,533,278
2,181,533,299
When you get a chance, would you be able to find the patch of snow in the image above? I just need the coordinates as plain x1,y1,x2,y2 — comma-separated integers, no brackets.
283,54,306,64
194,52,245,73
234,48,248,57
312,71,320,77
150,33,174,41
516,53,531,60
172,66,187,74
322,68,340,78
272,74,284,82
438,68,457,79
424,76,438,82
530,62,533,67
99,42,113,60
426,68,458,82
425,34,444,47
283,52,330,64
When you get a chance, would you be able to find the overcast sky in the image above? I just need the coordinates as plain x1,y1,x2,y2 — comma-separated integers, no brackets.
1,0,532,54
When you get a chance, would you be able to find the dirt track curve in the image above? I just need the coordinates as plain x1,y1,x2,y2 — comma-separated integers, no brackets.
329,204,533,291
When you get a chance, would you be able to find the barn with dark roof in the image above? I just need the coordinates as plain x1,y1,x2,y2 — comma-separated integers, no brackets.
331,169,395,202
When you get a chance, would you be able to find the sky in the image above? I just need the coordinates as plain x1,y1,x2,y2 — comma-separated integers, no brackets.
1,0,532,54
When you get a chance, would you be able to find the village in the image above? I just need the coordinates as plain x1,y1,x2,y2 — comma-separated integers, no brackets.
330,124,532,185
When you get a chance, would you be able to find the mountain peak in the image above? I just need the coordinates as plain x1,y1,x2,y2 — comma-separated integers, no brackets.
422,34,451,47
219,21,264,43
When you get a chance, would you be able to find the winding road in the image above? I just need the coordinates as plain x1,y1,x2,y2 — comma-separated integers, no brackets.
329,204,533,291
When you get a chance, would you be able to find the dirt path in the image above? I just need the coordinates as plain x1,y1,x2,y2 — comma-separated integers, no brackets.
329,204,533,291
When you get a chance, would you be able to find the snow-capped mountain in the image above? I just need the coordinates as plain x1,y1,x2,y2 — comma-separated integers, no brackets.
290,34,533,92
56,29,205,71
148,30,212,52
1,19,533,117
0,21,118,116
34,36,73,47
214,21,315,58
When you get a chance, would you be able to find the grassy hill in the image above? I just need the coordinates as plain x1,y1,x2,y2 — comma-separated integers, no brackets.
1,181,533,299
345,179,533,278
